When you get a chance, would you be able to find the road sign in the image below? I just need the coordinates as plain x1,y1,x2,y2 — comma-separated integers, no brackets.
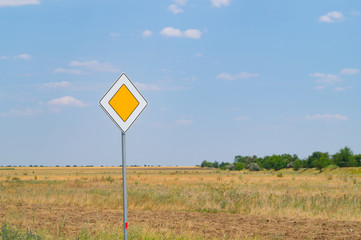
99,73,147,240
99,73,147,133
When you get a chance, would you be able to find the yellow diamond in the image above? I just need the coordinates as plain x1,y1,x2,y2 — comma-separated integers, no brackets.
109,84,139,122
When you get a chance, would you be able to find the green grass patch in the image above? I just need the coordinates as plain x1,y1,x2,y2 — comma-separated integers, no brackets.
0,223,41,239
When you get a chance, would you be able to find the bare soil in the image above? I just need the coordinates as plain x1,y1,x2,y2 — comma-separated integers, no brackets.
0,204,360,239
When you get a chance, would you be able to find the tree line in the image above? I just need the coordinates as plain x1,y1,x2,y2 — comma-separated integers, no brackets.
200,147,361,171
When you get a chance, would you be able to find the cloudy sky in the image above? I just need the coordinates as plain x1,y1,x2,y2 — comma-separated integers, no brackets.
1,0,360,166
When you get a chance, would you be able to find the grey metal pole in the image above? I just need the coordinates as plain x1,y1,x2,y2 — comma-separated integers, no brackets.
122,132,128,240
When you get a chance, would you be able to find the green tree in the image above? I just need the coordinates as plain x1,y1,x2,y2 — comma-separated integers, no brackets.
245,155,259,169
333,147,357,167
280,154,293,168
219,162,231,170
234,155,246,163
313,153,330,171
259,156,272,170
293,159,302,171
234,155,260,170
234,162,246,170
354,154,361,167
201,160,214,168
306,151,323,168
274,155,286,170
259,155,286,170
213,161,219,168
200,160,208,168
248,162,260,171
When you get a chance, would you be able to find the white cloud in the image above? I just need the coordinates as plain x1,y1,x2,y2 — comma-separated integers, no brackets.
173,0,188,5
0,54,31,60
317,74,341,84
314,85,325,90
211,0,231,8
195,53,203,57
168,4,183,14
0,0,40,7
234,116,249,121
142,30,152,38
333,86,351,92
311,71,357,91
1,108,43,117
310,73,342,84
54,60,119,74
305,114,348,121
319,11,344,23
352,10,361,16
47,96,86,107
14,54,32,60
69,60,119,72
135,82,186,92
109,32,120,37
43,81,71,88
175,119,194,126
150,122,170,128
135,82,161,91
184,29,202,39
310,72,325,78
217,72,259,80
54,68,84,75
160,27,202,39
340,68,359,75
160,27,183,37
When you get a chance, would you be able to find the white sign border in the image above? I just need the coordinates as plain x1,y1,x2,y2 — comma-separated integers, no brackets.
99,73,148,133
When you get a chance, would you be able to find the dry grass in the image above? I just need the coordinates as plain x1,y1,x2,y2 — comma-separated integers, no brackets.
0,167,361,239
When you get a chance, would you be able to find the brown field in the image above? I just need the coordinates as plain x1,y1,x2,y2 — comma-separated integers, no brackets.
0,166,361,239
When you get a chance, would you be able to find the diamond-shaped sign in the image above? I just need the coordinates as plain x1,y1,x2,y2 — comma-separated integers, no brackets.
100,73,147,133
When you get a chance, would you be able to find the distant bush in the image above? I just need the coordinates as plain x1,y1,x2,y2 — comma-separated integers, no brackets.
200,160,214,168
234,162,246,170
227,163,234,171
293,160,302,171
248,163,260,171
200,146,361,172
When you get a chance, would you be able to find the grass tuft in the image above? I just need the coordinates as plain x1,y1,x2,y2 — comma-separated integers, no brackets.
1,223,41,240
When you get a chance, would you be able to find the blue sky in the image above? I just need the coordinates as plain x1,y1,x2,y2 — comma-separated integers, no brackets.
1,0,360,166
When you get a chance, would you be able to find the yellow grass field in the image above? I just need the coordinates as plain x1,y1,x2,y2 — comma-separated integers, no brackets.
0,167,361,239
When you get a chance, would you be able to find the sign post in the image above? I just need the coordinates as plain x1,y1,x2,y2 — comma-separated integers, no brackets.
100,73,147,240
121,132,127,238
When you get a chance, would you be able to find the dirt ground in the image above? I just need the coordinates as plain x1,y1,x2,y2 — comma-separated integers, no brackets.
0,204,360,239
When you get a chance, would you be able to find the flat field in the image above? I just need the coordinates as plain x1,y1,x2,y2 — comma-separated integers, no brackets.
0,167,361,239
